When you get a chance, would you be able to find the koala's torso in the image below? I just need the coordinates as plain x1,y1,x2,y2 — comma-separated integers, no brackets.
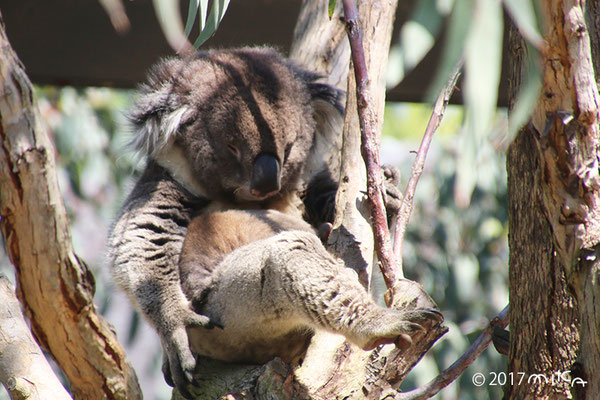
179,208,313,306
180,209,316,363
109,162,208,301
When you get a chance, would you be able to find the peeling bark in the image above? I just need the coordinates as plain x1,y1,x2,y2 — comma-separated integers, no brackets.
0,12,141,400
506,1,600,398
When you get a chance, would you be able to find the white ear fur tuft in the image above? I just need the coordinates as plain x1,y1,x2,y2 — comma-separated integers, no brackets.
130,106,190,157
160,106,190,146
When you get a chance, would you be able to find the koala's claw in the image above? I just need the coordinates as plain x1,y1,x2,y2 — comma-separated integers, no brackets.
161,326,200,399
360,307,444,351
400,308,444,331
186,312,218,329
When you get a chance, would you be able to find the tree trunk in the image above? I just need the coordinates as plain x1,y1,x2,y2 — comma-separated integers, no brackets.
0,12,142,400
506,1,600,398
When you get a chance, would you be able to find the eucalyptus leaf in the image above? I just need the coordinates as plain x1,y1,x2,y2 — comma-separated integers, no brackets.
452,254,479,303
456,0,503,207
454,119,477,208
199,0,210,31
508,43,542,140
402,0,444,69
328,0,337,19
464,0,502,137
152,0,188,51
185,0,199,37
387,0,444,88
426,0,473,102
193,0,230,48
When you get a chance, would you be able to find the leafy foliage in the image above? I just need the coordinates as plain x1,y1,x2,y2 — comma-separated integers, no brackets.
389,0,542,207
152,0,230,51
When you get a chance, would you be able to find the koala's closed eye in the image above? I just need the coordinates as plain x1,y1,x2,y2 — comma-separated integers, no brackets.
227,143,241,160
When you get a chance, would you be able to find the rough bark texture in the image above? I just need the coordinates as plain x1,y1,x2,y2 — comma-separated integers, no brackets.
506,1,600,398
0,275,72,400
0,13,142,400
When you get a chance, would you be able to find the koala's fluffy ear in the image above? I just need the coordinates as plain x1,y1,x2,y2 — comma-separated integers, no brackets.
293,67,345,183
128,59,195,157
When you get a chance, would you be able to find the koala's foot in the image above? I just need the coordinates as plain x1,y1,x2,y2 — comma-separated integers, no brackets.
357,307,443,351
161,312,214,399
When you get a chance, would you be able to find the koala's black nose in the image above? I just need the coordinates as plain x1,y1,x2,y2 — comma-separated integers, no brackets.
251,153,281,198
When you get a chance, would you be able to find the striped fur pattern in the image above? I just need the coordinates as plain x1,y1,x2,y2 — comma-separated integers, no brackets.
108,162,212,385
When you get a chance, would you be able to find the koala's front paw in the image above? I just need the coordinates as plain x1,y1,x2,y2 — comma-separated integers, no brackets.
359,307,443,351
161,312,215,399
382,165,403,219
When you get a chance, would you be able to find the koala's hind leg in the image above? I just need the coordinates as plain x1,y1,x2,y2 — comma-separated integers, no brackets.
207,231,443,352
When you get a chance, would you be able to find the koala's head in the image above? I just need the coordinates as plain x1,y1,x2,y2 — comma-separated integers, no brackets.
129,47,343,203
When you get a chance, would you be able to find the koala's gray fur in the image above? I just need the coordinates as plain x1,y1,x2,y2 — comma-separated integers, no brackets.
108,47,344,395
180,209,442,366
108,47,441,398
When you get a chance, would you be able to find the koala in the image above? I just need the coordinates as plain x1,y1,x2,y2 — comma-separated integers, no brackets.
179,208,443,368
108,47,440,399
108,47,344,394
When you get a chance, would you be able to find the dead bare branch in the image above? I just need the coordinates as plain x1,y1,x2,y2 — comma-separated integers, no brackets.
394,305,509,400
393,59,463,266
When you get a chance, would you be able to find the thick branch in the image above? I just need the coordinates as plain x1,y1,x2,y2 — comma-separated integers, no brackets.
0,13,141,400
0,275,72,400
527,1,600,398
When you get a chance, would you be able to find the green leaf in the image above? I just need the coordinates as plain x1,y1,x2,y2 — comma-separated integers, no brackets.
387,0,446,88
464,0,502,136
193,0,230,48
328,0,337,19
426,0,473,102
503,0,544,48
506,44,543,143
456,0,503,207
402,0,444,69
199,0,210,31
184,0,199,37
452,254,479,303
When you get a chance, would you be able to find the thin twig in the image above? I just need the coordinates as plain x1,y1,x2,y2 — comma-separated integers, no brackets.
341,0,398,290
393,60,464,262
393,305,509,400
